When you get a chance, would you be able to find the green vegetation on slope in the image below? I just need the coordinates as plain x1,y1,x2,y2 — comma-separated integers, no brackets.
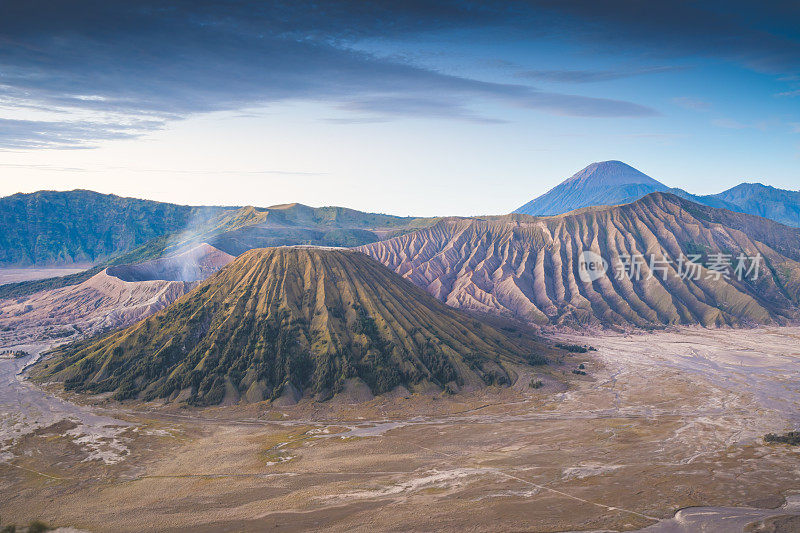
35,248,551,405
0,267,103,300
206,204,438,255
265,203,436,229
0,193,438,299
764,431,800,445
0,234,186,299
0,191,436,269
0,189,225,266
0,519,53,533
207,225,380,255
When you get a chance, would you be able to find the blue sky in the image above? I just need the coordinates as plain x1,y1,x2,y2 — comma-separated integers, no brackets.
0,1,798,216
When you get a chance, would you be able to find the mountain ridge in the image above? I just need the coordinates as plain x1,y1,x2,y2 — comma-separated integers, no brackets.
0,189,224,267
361,192,800,328
514,161,800,227
711,183,800,228
34,247,553,405
0,190,439,269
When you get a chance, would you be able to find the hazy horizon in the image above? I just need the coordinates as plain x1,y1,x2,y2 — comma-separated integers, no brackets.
2,1,799,217
3,157,798,218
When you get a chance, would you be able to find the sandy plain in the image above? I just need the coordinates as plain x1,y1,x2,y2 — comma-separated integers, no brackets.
0,267,92,285
0,326,799,532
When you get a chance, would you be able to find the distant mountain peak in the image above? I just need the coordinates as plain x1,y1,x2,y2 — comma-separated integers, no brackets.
514,161,668,216
724,182,771,192
514,163,800,227
565,160,662,186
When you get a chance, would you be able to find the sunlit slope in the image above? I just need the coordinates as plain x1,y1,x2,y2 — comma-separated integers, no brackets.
206,204,439,255
37,248,551,405
360,193,800,327
137,203,439,258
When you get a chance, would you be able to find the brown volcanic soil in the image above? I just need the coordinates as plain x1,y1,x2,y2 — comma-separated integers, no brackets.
2,327,800,532
359,193,800,328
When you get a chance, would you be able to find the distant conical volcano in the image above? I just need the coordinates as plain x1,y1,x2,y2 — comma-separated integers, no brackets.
37,247,552,405
514,160,670,216
513,161,800,227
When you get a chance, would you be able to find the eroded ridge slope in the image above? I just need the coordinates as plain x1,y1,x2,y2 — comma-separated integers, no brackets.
360,193,800,327
36,247,552,405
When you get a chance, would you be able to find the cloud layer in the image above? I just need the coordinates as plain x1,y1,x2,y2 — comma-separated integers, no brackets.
1,1,798,148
